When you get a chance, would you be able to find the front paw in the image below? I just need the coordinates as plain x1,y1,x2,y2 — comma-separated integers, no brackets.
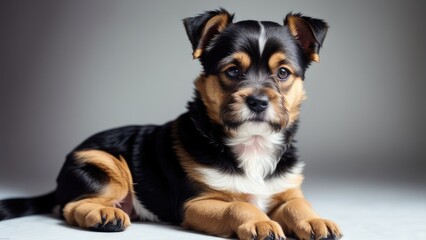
85,207,131,232
290,218,342,240
237,220,285,240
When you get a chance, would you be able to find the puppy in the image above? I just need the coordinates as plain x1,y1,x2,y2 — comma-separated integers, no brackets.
0,9,342,240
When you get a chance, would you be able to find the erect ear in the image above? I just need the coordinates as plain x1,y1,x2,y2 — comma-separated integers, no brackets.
284,13,329,62
183,8,233,59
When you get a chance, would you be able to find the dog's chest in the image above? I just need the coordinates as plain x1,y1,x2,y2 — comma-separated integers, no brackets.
227,130,284,181
231,137,283,212
196,153,304,213
197,129,302,200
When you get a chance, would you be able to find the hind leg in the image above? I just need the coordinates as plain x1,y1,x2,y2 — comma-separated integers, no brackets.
60,150,134,232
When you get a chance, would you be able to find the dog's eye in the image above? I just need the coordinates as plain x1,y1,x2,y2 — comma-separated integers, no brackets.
277,67,290,81
225,67,240,79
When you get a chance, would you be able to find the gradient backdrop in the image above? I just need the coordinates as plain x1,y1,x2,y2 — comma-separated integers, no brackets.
1,0,425,194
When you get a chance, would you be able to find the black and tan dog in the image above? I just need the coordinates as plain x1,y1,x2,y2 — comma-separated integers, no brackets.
0,9,342,240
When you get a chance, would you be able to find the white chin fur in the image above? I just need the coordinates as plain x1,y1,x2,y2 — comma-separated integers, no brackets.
231,122,276,136
238,104,279,129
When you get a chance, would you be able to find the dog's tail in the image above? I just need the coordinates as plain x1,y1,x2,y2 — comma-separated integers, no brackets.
0,191,57,221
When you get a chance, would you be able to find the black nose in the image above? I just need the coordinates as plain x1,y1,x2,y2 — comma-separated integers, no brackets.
246,95,269,113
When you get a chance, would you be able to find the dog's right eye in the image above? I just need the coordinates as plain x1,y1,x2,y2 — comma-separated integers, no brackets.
225,67,240,79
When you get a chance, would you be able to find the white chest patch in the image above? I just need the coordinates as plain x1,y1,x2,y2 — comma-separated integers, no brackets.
227,123,283,182
195,123,305,206
196,161,304,204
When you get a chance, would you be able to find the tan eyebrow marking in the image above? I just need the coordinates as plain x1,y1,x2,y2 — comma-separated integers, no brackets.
219,52,252,72
268,52,295,74
233,52,251,71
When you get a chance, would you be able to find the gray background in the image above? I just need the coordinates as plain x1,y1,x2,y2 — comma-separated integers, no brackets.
1,0,425,193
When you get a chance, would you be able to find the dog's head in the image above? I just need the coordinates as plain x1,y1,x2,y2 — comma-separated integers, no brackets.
184,9,328,135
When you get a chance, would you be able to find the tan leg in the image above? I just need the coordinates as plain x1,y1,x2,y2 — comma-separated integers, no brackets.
182,192,285,240
269,189,343,240
62,150,134,231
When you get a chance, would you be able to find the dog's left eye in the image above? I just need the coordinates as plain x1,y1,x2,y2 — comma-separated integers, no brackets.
225,67,241,79
277,67,290,81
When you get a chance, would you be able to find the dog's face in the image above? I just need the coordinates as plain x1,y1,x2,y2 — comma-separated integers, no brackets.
184,10,328,135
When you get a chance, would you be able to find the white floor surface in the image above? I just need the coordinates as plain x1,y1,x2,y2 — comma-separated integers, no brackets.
1,178,425,240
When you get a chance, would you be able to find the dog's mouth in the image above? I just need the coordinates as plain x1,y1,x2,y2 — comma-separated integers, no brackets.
246,115,278,127
246,111,266,121
221,112,285,133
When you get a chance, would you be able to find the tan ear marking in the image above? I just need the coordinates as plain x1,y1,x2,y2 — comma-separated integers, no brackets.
311,53,320,62
193,48,203,59
284,14,328,63
202,13,230,36
193,13,230,58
